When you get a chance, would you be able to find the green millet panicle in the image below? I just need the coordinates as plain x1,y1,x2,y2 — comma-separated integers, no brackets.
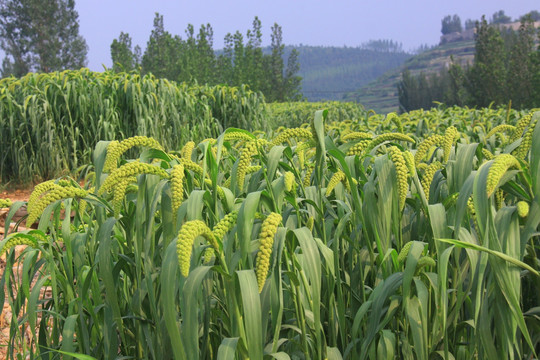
444,192,459,208
0,198,12,208
388,146,409,210
442,126,459,163
485,124,516,141
100,161,169,195
0,234,38,257
178,158,204,176
517,201,529,218
171,164,185,218
203,247,215,264
284,171,296,193
78,186,94,217
482,148,495,160
509,111,534,143
271,127,313,146
341,132,372,142
402,150,416,177
415,134,444,165
346,140,370,156
255,212,282,292
27,180,56,214
103,136,164,172
398,241,413,264
204,179,226,199
112,176,137,217
176,220,216,277
325,170,346,196
467,197,479,230
486,154,520,197
303,165,314,187
306,216,314,231
27,184,87,227
224,130,256,143
495,188,505,209
180,141,195,160
364,133,415,155
512,113,539,160
416,256,436,273
235,140,260,190
212,211,238,241
387,112,403,133
420,161,442,202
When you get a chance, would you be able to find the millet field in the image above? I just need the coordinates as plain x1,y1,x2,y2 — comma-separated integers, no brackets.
0,70,539,359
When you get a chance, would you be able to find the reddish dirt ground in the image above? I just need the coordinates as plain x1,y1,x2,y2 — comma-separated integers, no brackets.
1,187,33,358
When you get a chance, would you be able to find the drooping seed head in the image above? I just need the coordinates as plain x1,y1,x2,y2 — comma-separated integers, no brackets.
180,141,195,160
442,126,459,163
516,201,529,218
341,132,372,142
486,154,520,197
415,134,444,165
388,146,409,210
420,161,442,202
284,171,296,193
255,212,282,292
325,170,346,196
0,233,39,257
397,241,413,264
176,220,216,277
0,198,12,208
171,164,185,218
212,211,238,241
27,184,88,227
364,133,415,155
103,136,164,172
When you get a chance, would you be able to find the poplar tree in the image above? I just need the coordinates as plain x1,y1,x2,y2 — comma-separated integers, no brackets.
0,0,88,76
468,16,507,106
110,32,140,72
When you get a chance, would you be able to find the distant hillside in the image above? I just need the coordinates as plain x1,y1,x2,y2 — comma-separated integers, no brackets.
283,45,412,102
345,39,476,113
346,18,540,113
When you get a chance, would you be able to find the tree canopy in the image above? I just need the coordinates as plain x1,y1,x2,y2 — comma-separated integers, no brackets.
111,14,302,102
441,15,463,35
0,0,87,77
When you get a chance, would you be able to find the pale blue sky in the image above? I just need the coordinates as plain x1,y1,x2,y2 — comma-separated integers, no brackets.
76,1,539,71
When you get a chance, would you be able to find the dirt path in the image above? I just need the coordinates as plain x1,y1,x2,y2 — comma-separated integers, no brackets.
1,187,32,358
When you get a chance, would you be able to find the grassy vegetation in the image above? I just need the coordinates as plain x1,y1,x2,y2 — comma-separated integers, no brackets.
0,69,268,184
1,101,539,358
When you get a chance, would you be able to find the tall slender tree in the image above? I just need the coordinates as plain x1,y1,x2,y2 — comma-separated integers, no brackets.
141,13,181,80
507,17,536,108
267,23,285,101
468,16,507,106
111,32,137,72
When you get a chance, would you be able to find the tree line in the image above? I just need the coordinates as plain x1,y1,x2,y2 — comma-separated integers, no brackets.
0,1,301,102
399,11,540,112
111,14,302,102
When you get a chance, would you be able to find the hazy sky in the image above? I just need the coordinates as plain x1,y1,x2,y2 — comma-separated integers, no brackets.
76,1,539,71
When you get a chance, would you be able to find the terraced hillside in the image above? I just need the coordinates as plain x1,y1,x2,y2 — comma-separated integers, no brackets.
347,40,475,113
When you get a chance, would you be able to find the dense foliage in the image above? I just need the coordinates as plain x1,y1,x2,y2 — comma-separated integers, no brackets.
0,69,268,183
399,14,540,112
111,15,302,102
1,105,539,359
0,0,88,76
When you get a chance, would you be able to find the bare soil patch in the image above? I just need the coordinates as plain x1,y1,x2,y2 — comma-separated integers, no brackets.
1,187,33,358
